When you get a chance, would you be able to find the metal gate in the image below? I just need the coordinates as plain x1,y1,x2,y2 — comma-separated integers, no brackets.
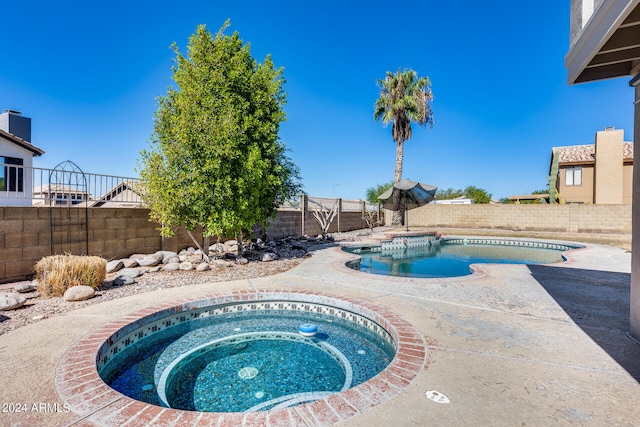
49,161,89,255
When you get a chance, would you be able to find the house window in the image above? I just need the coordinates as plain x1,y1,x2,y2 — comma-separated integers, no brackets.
0,156,24,192
565,166,582,186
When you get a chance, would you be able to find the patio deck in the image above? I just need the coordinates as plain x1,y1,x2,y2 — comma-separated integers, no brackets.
0,237,638,426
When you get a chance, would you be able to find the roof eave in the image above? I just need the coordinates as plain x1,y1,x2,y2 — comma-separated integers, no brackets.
565,0,640,85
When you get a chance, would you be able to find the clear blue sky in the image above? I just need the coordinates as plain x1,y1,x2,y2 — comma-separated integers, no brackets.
1,1,635,200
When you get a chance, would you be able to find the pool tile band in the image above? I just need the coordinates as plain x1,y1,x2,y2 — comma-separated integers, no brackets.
96,299,396,372
55,289,427,427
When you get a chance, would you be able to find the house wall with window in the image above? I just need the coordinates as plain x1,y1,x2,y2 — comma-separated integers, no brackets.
0,111,44,207
558,163,594,203
0,134,38,206
551,128,632,204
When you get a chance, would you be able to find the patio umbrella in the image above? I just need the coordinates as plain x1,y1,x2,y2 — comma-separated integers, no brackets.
378,180,438,231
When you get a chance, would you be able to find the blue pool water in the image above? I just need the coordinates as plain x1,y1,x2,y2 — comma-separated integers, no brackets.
347,239,575,278
99,307,395,412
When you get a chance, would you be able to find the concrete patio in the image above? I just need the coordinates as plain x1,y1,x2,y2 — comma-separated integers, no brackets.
0,237,638,426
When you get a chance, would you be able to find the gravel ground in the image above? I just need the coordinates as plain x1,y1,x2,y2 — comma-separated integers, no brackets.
0,229,374,336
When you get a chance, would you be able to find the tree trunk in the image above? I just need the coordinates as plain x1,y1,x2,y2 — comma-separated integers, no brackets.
186,230,210,262
392,140,404,226
235,231,244,258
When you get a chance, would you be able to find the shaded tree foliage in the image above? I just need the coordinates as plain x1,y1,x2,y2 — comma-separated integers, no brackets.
365,181,394,204
138,21,301,257
464,186,492,204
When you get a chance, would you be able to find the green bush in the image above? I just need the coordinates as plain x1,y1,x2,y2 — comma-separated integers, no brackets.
34,254,106,298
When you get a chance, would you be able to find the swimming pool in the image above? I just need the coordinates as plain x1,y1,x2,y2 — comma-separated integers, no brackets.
345,237,582,278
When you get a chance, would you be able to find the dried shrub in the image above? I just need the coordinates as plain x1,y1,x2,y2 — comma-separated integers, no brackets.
34,254,107,298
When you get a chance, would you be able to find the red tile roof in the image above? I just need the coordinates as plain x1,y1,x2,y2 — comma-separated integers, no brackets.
552,142,633,164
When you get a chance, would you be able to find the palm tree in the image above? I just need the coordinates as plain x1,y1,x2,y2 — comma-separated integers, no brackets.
374,69,433,225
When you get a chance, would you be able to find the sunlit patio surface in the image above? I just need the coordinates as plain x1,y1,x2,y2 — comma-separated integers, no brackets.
1,236,639,426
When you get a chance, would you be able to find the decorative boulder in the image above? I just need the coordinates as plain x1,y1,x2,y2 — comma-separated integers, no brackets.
0,293,26,311
113,275,135,286
138,257,160,267
179,262,193,271
14,282,36,293
209,243,225,254
236,257,248,265
214,259,233,268
261,253,278,262
156,251,178,264
63,286,95,302
106,260,124,274
119,268,141,279
196,263,210,272
122,258,138,268
163,262,180,271
167,256,180,264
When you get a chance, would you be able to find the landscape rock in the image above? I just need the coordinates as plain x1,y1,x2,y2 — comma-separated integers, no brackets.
196,263,210,272
106,260,124,273
166,256,180,264
149,252,165,261
164,262,180,271
179,262,193,271
209,243,225,253
122,258,138,268
138,257,160,267
119,268,141,279
63,286,95,302
0,293,26,310
261,252,278,262
214,259,233,268
113,275,135,286
14,282,36,293
156,251,178,263
236,257,248,265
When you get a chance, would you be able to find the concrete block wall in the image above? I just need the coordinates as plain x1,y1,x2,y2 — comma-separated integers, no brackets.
0,204,367,283
4,203,629,283
406,204,632,234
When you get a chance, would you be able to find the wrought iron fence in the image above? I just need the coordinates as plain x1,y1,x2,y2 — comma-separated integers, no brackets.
0,163,143,207
0,163,380,211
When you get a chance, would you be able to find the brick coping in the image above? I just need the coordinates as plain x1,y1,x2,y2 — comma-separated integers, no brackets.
55,289,427,426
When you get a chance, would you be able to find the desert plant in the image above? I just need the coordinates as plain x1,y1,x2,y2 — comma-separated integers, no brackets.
311,200,339,238
34,254,106,298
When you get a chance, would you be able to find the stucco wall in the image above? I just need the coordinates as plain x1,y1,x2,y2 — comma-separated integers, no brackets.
0,137,36,206
558,164,595,204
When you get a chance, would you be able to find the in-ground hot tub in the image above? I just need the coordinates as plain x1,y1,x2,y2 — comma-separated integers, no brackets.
56,290,426,426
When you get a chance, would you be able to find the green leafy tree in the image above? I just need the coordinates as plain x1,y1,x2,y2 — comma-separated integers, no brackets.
366,181,393,204
138,21,302,259
374,69,433,225
464,186,492,204
435,187,464,200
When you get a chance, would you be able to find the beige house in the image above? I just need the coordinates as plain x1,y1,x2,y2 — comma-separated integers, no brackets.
550,128,633,204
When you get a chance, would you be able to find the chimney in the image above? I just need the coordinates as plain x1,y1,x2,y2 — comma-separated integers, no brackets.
594,128,624,204
0,109,32,142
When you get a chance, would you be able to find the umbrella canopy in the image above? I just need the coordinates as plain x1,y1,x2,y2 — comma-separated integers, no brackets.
378,180,437,209
378,180,438,231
